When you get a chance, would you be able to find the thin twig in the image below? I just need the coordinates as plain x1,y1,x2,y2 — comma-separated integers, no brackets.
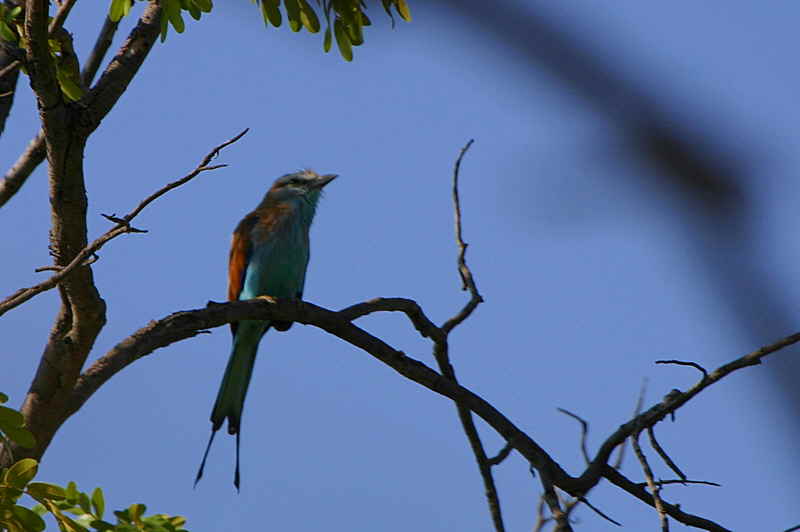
603,466,730,532
0,60,20,80
0,129,248,317
539,470,573,532
428,139,502,531
613,378,646,469
647,426,687,482
656,359,709,379
1,13,121,209
557,408,591,465
639,479,720,488
575,496,622,527
487,443,513,466
533,496,549,532
631,432,669,531
82,16,122,86
49,0,78,34
442,139,483,334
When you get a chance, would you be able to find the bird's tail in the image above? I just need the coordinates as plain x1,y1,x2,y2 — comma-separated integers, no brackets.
196,320,269,489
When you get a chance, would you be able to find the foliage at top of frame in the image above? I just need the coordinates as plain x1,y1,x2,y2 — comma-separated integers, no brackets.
106,0,411,60
0,394,188,532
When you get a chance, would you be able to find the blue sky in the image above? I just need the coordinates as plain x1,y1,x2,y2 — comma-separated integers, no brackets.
3,1,800,530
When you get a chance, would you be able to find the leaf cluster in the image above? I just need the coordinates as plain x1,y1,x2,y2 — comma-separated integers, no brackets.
106,0,411,60
0,3,21,43
0,396,187,532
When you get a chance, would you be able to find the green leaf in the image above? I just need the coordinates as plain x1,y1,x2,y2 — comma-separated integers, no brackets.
89,520,115,531
0,20,17,42
12,505,45,532
193,0,213,12
0,393,7,404
3,426,36,449
260,0,282,27
381,0,395,27
91,488,104,520
395,0,411,21
26,482,66,501
0,406,24,429
65,481,78,505
78,492,91,514
108,0,132,22
323,26,332,52
347,20,363,46
333,18,352,61
43,500,89,532
0,485,25,502
168,0,186,34
5,459,37,489
298,0,320,33
128,504,145,528
285,0,301,32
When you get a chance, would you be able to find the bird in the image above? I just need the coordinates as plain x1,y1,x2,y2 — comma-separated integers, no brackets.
195,169,337,490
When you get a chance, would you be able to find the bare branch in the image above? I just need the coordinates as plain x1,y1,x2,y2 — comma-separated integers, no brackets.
487,443,513,466
82,16,122,87
574,496,622,527
0,129,248,317
603,466,731,532
539,470,573,532
556,408,591,465
442,139,483,334
420,140,505,531
339,297,441,340
647,426,687,482
23,0,61,110
642,479,720,488
1,14,120,209
83,3,163,132
656,359,709,380
632,432,669,531
613,379,647,469
587,331,800,484
48,0,78,34
44,292,788,530
0,60,21,80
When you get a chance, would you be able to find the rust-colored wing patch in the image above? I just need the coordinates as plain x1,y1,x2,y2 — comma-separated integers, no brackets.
228,213,258,302
228,213,258,335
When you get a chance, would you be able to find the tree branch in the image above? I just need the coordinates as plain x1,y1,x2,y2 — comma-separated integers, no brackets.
603,466,730,532
0,129,247,317
631,431,669,531
587,330,800,482
83,2,162,133
46,295,795,530
7,127,245,464
23,0,61,110
0,12,121,209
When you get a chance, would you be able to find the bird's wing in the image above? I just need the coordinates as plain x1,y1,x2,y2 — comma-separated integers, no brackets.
228,213,259,334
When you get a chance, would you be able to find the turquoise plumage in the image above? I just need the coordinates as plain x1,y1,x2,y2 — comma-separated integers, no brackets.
196,170,337,489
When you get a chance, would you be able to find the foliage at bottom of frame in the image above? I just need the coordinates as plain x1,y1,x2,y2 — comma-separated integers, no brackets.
0,393,188,532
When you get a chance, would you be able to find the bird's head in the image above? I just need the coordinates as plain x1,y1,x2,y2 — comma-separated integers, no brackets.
266,169,337,206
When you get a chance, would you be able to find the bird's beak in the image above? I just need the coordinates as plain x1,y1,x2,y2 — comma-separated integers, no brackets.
315,174,338,188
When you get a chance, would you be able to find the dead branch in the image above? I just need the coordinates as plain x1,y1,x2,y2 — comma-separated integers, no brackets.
632,431,669,530
0,129,248,318
556,408,591,465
